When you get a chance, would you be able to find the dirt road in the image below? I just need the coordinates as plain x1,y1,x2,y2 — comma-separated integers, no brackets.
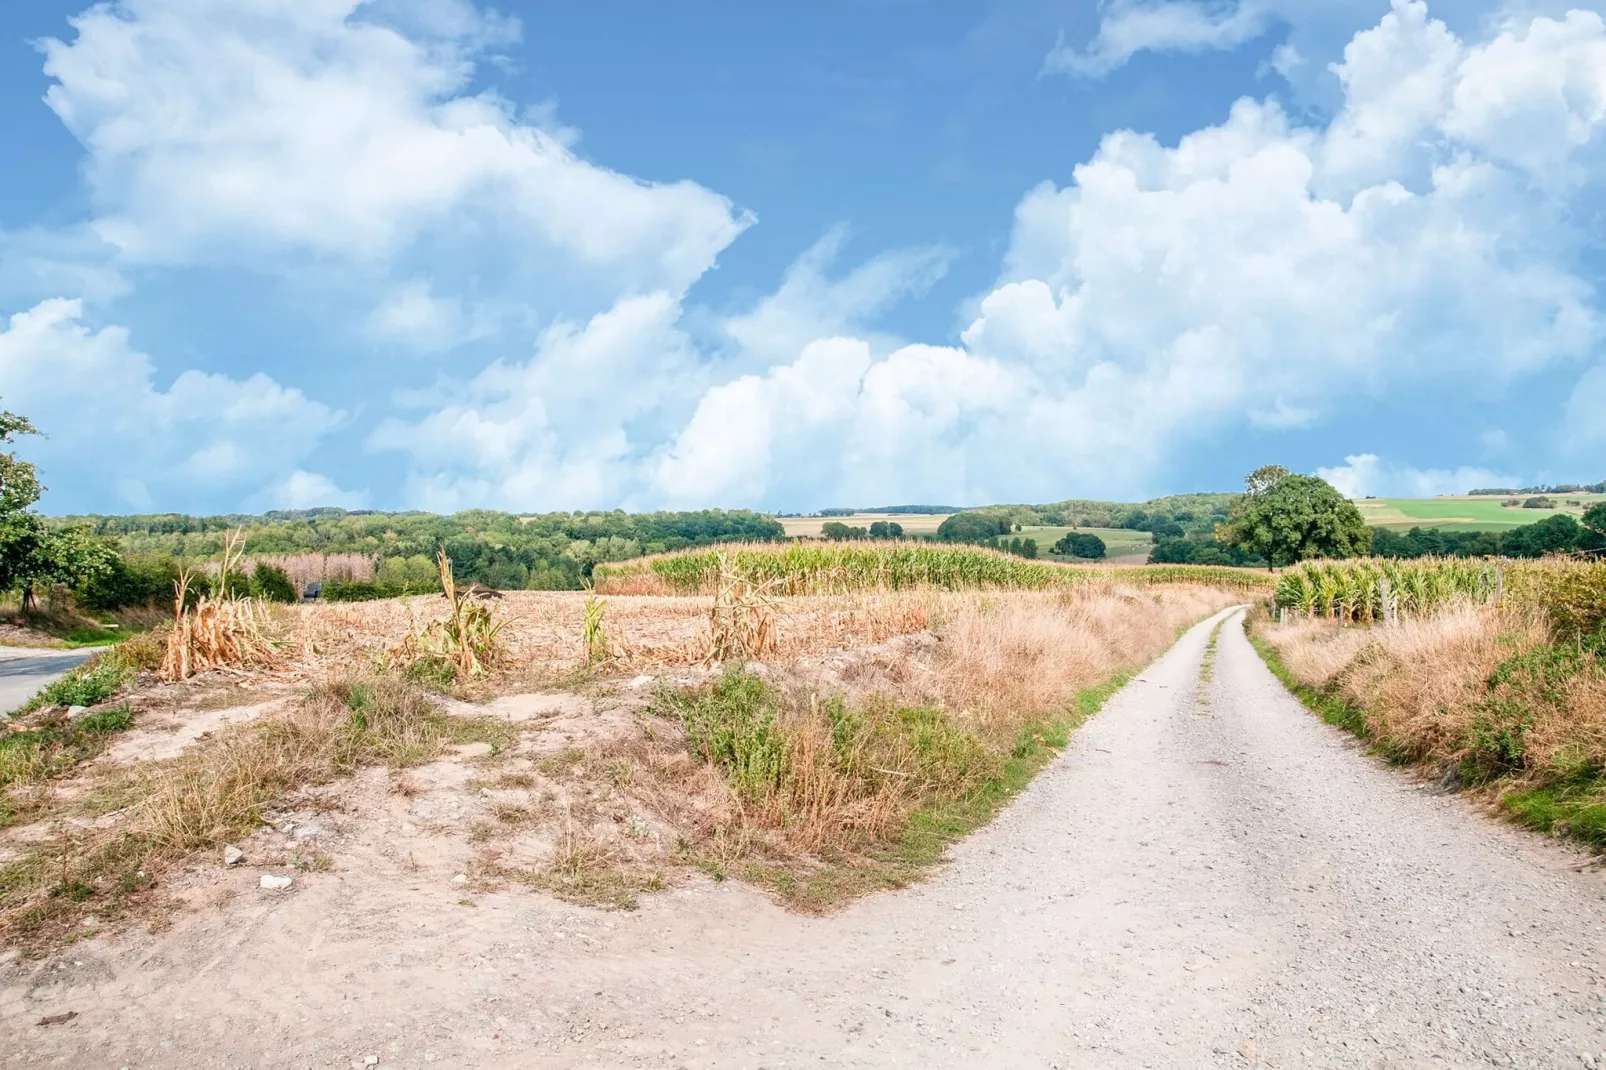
5,607,1606,1068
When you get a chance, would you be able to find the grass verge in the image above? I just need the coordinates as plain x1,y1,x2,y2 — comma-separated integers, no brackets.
1248,613,1606,851
1246,627,1369,737
664,666,1134,913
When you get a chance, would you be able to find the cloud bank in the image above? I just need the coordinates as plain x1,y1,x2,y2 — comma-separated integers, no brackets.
2,0,1603,512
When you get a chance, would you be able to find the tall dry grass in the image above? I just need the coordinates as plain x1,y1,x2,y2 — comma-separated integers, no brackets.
1258,604,1606,785
924,585,1231,739
645,584,1239,875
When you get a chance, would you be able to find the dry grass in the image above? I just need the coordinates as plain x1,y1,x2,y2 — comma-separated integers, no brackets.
615,584,1239,904
0,673,514,948
291,588,952,686
1256,602,1606,845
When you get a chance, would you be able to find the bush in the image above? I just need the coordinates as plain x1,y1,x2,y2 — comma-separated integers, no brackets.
821,521,869,541
76,553,182,610
251,563,298,603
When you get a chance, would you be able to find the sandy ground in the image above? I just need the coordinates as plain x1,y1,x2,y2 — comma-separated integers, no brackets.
4,608,1606,1068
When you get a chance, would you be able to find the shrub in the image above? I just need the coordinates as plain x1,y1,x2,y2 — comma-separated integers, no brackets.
251,563,298,603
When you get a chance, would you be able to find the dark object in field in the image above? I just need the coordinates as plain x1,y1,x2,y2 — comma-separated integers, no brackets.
461,584,504,600
301,581,322,602
37,1011,77,1026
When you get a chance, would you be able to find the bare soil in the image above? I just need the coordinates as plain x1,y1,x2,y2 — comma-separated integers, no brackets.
4,608,1605,1068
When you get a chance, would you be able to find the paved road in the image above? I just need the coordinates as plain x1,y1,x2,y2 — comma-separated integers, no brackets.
0,646,94,714
6,608,1606,1068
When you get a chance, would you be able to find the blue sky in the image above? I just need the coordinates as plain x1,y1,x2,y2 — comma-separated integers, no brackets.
0,0,1602,515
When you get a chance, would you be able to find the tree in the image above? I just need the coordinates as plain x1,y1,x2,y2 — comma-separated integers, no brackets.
1217,467,1370,569
1053,532,1107,559
867,520,905,539
0,404,116,609
936,513,1011,544
1584,502,1606,535
821,521,868,541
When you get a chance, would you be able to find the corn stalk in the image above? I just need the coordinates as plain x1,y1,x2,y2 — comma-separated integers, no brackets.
160,530,279,682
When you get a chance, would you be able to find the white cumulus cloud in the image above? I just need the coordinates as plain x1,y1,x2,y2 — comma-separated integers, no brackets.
0,298,345,512
40,0,750,300
1316,453,1520,498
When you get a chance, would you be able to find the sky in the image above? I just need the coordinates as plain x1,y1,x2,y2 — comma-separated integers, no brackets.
0,0,1603,515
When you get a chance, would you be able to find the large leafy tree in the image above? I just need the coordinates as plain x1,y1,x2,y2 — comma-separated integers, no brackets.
0,405,116,610
1217,465,1371,569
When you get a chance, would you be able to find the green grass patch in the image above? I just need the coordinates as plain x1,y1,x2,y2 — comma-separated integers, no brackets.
1499,781,1606,848
668,667,1133,912
0,704,134,790
61,627,125,648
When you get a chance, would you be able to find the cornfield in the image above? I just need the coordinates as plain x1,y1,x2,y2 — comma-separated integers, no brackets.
1274,556,1606,632
593,542,1274,596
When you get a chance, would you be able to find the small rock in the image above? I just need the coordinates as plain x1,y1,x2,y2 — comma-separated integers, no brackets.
1238,1041,1258,1060
363,1057,380,1067
81,916,98,929
1583,1055,1597,1070
223,845,245,866
292,825,323,839
626,674,654,689
452,873,468,885
66,705,87,719
259,874,293,891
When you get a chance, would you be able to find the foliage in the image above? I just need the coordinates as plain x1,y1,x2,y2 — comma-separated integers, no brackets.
1053,532,1107,560
935,513,1013,543
1585,502,1606,535
1218,467,1370,568
820,521,869,541
950,492,1238,537
250,563,298,603
1371,517,1604,559
867,521,904,538
1149,535,1264,566
56,507,786,594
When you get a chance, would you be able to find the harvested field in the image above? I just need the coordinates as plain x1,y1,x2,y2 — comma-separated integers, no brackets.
0,579,1239,951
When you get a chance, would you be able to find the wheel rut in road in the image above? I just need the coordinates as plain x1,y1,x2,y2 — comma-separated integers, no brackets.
5,606,1605,1069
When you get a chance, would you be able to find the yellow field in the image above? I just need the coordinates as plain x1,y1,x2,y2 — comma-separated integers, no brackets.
777,512,952,537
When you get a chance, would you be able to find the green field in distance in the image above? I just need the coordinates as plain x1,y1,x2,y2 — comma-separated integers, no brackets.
1356,494,1606,532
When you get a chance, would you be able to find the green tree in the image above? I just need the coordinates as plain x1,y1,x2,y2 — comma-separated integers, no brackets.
0,407,116,609
936,513,1011,544
1584,502,1606,535
1217,467,1370,569
1054,532,1107,560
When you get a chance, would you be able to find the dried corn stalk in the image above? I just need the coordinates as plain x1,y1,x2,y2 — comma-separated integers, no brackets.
706,551,781,664
394,552,508,679
160,531,280,682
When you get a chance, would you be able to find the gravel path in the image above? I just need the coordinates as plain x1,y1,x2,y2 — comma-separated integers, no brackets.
5,607,1606,1068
